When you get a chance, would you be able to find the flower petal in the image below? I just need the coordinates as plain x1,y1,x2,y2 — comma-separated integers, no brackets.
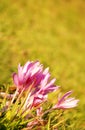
58,91,73,104
13,73,19,86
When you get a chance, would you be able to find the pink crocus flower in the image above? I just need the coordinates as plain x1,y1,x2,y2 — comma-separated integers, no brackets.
13,61,44,92
13,61,59,108
53,91,79,109
23,77,59,109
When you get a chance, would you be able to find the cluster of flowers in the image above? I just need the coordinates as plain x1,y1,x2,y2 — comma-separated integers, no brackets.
0,61,79,129
13,61,79,109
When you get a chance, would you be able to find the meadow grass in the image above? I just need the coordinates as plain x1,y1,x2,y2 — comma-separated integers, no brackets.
0,0,85,129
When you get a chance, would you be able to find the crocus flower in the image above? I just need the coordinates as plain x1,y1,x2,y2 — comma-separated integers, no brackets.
53,91,79,109
23,76,59,109
13,61,44,92
13,61,59,109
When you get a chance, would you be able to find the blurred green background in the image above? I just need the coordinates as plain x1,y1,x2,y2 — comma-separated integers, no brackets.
0,0,85,129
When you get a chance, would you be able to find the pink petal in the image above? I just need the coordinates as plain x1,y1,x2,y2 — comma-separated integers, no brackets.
45,78,56,88
44,85,59,94
43,67,49,75
40,73,50,87
58,91,73,104
53,95,79,109
18,64,24,83
23,61,31,74
31,65,43,76
60,99,79,108
13,73,19,86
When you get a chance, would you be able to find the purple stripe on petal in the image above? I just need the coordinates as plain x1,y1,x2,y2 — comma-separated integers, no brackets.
58,91,73,104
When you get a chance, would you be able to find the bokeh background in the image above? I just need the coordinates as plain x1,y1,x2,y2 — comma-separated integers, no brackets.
0,0,85,129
